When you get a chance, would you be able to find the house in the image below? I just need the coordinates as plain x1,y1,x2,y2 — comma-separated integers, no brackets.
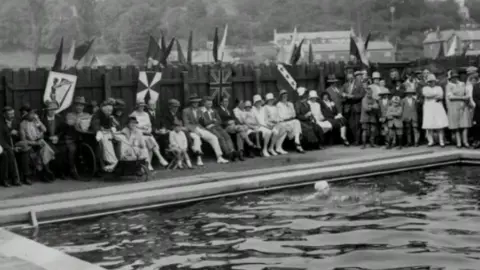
423,29,480,58
273,30,396,62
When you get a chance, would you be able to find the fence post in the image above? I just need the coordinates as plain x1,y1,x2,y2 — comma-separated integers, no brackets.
103,69,111,100
254,67,262,95
182,70,190,104
317,64,325,92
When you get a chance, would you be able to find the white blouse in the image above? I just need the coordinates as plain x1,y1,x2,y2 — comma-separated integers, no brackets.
276,101,296,121
252,106,267,126
264,105,280,124
130,111,152,133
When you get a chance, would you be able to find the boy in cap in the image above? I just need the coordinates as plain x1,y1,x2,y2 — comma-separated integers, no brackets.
360,86,379,148
169,120,192,169
402,86,420,147
386,95,404,149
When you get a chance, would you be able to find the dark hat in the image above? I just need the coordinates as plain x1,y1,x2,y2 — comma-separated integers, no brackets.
19,104,31,113
2,106,13,113
74,96,87,105
168,99,180,107
189,94,202,103
450,70,459,78
327,74,339,83
279,89,288,96
101,99,114,107
45,100,59,111
128,116,138,124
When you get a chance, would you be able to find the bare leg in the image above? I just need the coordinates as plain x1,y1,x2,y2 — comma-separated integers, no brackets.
462,128,470,147
438,129,445,146
455,130,462,147
262,130,272,157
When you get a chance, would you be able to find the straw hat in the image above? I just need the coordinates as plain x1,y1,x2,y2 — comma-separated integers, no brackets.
265,93,275,101
244,100,253,107
308,90,318,99
252,94,262,104
188,94,202,103
426,74,437,82
405,86,416,94
378,87,391,96
74,96,87,105
45,101,59,111
466,66,478,75
354,71,363,77
327,74,339,83
297,87,307,97
372,71,381,79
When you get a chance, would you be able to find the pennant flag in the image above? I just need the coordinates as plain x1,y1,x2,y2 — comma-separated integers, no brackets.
161,34,167,55
187,30,193,64
176,39,186,64
73,39,95,61
218,24,228,62
364,32,371,50
349,28,369,68
308,42,314,64
275,64,297,92
163,38,175,65
137,71,161,104
64,40,76,69
446,35,458,57
290,38,305,65
212,27,220,62
52,37,64,72
146,35,161,66
436,43,445,59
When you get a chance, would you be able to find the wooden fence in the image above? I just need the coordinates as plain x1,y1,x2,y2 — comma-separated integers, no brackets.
2,56,480,116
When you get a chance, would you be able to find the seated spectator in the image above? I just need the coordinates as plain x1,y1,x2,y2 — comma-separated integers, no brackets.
319,92,349,146
130,100,168,170
90,99,118,172
276,90,304,153
201,96,237,161
217,96,256,160
308,91,333,134
164,99,203,166
295,87,325,149
235,101,262,150
41,101,67,177
72,96,92,132
89,101,99,115
112,99,127,130
116,116,149,162
169,120,192,169
57,113,80,179
183,94,228,164
264,93,288,155
19,106,55,182
251,94,279,157
0,106,21,186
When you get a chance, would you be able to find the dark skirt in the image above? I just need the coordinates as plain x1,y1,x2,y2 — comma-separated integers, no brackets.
299,121,320,144
326,117,346,130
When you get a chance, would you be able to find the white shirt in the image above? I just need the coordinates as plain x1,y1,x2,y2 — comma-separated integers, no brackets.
264,105,280,124
130,111,152,132
308,100,325,122
252,106,267,126
276,101,296,121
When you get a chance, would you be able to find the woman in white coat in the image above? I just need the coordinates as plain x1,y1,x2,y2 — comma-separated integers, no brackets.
422,74,449,147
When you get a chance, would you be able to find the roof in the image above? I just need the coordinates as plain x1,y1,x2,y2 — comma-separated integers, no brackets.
275,30,351,41
309,41,394,52
423,29,480,44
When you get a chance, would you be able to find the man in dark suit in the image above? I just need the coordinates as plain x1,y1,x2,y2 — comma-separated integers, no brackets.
217,96,256,160
343,71,366,145
325,74,344,114
0,106,21,186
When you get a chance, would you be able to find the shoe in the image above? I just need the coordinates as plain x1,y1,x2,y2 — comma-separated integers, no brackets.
22,176,32,186
238,151,245,161
160,159,169,167
177,162,184,169
295,145,305,154
217,157,229,164
268,149,278,156
148,164,154,171
276,148,288,155
186,159,193,169
342,139,350,146
262,150,270,157
196,157,204,166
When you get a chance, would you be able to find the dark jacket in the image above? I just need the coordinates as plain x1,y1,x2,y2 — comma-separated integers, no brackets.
217,106,238,127
163,110,183,130
0,118,19,149
89,111,113,133
320,101,339,120
344,84,365,114
41,115,63,138
201,109,222,127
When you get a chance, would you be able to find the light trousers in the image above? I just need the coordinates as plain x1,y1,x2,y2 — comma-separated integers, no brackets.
194,127,223,158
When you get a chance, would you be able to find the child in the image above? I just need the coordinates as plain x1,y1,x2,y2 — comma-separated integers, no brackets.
169,120,192,169
386,95,404,149
378,88,391,145
402,87,420,147
360,86,379,148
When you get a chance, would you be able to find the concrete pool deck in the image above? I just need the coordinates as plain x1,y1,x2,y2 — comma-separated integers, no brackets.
0,146,479,270
0,146,478,227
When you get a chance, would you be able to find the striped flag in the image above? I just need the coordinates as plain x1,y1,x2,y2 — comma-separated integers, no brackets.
275,64,297,92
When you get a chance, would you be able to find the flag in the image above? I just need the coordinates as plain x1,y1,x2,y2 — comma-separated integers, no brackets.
218,24,228,62
446,35,457,57
212,27,220,62
176,39,186,64
187,30,193,64
163,38,175,65
461,41,472,56
73,39,95,61
64,40,76,69
146,35,161,65
52,37,64,72
364,32,371,50
308,42,314,64
275,64,297,92
290,39,305,65
349,28,369,68
436,43,445,59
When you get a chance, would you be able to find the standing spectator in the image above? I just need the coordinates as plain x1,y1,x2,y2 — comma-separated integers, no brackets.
183,94,228,164
325,74,344,114
360,86,379,148
0,106,21,186
422,74,448,147
343,71,365,145
402,87,420,147
370,71,382,100
446,70,472,148
58,113,80,179
378,88,391,145
386,96,404,149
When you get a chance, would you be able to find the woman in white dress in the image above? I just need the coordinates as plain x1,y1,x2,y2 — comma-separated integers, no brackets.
130,100,168,170
422,74,449,147
276,90,304,153
251,95,280,157
264,93,288,155
307,90,333,133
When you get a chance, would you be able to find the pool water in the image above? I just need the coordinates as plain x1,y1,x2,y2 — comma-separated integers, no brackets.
15,166,480,270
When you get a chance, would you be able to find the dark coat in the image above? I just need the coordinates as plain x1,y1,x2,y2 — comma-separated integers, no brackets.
344,84,365,114
473,83,480,124
0,118,19,149
41,115,63,138
201,109,222,127
295,100,319,144
217,106,238,127
402,97,418,122
325,86,344,113
163,110,183,130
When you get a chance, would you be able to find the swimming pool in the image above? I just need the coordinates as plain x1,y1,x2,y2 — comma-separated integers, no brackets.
14,166,480,270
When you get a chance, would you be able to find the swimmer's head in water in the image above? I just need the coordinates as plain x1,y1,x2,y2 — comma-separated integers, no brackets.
314,181,331,196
